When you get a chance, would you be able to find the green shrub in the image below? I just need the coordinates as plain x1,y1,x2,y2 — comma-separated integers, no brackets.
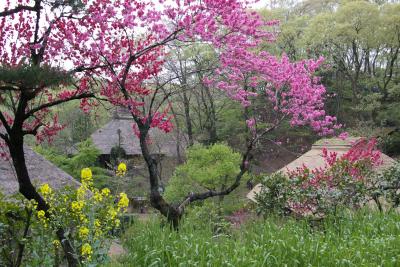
372,161,400,211
255,172,291,217
35,140,113,189
164,143,241,202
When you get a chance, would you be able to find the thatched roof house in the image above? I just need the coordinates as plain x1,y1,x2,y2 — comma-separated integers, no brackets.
90,107,186,159
247,137,396,202
0,146,80,195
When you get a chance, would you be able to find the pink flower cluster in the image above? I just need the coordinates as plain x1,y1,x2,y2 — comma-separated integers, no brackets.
0,0,338,143
209,49,340,135
286,138,382,214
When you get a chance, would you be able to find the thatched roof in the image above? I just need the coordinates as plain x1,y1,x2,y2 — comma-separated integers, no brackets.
247,137,397,202
90,108,186,157
0,146,80,195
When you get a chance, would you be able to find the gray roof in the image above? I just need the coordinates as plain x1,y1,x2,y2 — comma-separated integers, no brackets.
90,110,187,157
0,146,80,195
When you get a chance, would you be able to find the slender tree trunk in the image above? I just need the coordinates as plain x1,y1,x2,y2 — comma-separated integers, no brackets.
169,104,184,164
203,86,218,144
138,126,182,228
15,208,32,267
182,90,194,146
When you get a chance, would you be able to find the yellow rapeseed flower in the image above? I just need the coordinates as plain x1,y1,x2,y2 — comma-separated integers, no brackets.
115,218,121,227
116,162,127,176
52,240,61,248
94,191,103,202
94,219,102,237
118,192,129,209
81,243,92,259
80,168,93,183
108,207,117,219
79,226,90,239
37,210,46,220
37,210,48,227
71,200,84,213
78,214,88,224
39,183,52,196
101,188,110,197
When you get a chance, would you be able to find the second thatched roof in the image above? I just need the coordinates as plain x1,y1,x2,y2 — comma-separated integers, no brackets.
90,108,186,157
246,137,397,202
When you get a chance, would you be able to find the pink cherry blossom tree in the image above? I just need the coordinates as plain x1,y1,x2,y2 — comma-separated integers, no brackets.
0,0,338,247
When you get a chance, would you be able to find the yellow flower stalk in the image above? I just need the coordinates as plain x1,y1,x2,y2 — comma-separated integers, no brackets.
108,207,117,220
37,210,46,220
71,200,84,213
118,192,129,209
94,191,103,202
81,243,92,259
77,185,87,200
79,226,90,239
37,210,48,227
101,188,110,197
79,214,89,224
80,168,93,183
52,240,61,248
116,162,127,176
39,183,52,196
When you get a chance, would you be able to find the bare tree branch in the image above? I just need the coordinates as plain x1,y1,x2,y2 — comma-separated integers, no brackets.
0,5,38,17
0,111,11,134
177,116,286,212
24,92,95,118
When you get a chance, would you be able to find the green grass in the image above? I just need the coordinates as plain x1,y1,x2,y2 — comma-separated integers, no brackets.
108,210,400,267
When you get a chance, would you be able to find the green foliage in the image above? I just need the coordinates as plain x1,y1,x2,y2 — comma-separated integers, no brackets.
110,146,127,166
255,172,291,217
216,103,247,144
164,143,241,202
0,193,40,266
112,210,400,266
380,132,400,156
34,140,112,188
183,201,232,235
372,162,400,210
0,64,71,89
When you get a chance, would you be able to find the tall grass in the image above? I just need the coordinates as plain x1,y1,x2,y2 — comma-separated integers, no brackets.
111,210,400,266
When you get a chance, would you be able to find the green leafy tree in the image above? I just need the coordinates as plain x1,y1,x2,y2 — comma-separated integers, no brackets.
164,144,242,203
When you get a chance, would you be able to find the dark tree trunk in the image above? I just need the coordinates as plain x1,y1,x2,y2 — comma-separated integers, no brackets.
9,134,48,211
182,90,194,146
138,126,182,228
203,86,218,144
169,104,184,164
15,208,32,267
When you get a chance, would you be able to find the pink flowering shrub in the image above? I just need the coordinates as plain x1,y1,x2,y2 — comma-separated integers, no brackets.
256,139,382,218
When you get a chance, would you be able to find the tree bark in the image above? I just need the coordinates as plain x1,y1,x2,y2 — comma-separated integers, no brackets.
182,86,194,147
15,208,32,267
138,125,182,228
